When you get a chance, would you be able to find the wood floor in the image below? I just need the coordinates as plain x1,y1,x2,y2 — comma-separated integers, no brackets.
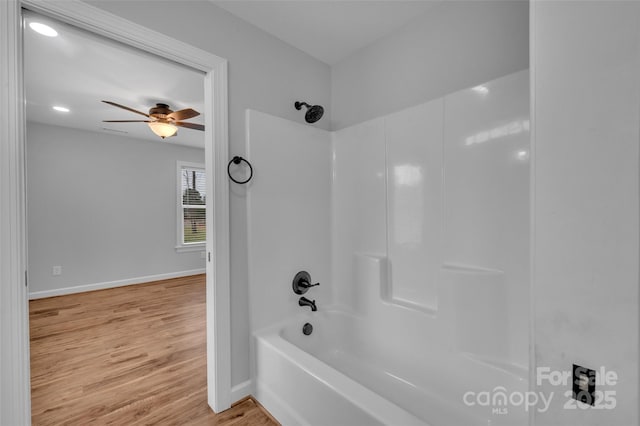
29,274,278,425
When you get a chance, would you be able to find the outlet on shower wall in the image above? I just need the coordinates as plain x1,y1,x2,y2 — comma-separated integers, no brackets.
52,265,62,276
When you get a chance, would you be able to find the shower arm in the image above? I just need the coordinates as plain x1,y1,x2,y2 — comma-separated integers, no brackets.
295,101,312,110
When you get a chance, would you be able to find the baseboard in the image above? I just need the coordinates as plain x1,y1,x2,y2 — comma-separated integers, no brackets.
28,269,206,300
231,380,252,404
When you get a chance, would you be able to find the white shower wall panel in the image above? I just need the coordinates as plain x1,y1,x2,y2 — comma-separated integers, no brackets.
331,118,387,310
246,110,332,332
385,99,444,311
443,70,530,366
331,69,529,375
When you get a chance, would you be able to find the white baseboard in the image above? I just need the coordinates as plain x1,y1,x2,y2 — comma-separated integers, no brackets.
28,269,206,300
231,380,252,404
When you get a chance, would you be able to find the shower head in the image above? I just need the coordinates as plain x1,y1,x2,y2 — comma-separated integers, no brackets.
295,101,324,124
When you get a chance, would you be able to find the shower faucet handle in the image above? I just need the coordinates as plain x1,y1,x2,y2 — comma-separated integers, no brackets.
300,281,320,289
292,271,320,295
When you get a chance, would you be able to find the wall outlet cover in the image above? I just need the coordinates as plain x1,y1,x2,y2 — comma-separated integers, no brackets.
572,364,596,406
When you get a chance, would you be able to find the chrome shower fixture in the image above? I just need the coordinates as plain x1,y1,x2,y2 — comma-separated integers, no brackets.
295,101,324,124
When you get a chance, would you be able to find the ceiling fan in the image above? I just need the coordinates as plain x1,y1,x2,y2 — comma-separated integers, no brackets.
102,100,205,139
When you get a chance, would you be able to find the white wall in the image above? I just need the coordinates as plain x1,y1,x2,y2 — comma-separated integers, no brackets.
26,122,205,296
331,0,529,130
85,0,331,388
532,1,639,425
246,110,331,332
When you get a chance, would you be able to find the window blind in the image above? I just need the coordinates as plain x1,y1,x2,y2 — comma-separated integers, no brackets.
181,166,206,244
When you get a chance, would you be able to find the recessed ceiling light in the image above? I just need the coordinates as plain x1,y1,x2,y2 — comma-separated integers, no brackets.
52,106,70,113
472,85,489,95
29,22,58,37
516,150,529,161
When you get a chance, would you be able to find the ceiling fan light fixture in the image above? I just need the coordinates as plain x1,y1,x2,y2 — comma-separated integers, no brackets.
148,121,177,139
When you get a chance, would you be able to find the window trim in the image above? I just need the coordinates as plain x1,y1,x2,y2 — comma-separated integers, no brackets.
176,161,206,251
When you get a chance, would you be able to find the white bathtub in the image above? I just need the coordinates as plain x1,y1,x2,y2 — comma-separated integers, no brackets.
253,308,510,426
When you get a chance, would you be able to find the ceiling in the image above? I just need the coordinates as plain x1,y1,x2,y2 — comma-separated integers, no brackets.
24,2,438,144
24,10,206,148
212,0,441,65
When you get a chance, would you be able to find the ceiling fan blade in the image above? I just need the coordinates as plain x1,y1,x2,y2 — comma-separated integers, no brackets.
175,121,205,131
103,120,151,123
102,100,150,117
168,108,200,121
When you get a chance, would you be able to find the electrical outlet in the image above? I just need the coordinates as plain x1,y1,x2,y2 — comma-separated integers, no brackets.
52,265,62,276
573,364,596,406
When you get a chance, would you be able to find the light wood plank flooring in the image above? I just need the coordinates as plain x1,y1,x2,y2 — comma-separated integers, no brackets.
30,274,278,425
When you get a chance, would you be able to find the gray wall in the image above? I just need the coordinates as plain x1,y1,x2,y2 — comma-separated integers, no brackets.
331,0,529,130
27,122,205,294
85,0,331,389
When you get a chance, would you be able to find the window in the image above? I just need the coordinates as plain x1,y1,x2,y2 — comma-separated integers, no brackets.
177,161,206,251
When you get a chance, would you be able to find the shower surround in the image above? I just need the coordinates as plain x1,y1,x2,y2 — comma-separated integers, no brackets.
247,70,529,425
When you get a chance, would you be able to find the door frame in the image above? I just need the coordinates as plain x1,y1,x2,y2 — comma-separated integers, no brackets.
0,0,232,423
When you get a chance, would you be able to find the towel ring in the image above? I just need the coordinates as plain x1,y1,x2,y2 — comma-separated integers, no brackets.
227,156,253,184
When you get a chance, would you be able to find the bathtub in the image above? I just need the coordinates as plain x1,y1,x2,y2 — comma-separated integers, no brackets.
252,308,509,426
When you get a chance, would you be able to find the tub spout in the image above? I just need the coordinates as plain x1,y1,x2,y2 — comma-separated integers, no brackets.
298,296,317,312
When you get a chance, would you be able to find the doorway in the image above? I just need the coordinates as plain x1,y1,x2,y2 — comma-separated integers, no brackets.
0,1,231,423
